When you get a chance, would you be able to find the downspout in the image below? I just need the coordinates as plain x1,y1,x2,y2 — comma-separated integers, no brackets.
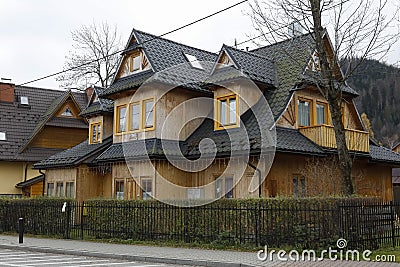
39,169,45,196
247,162,262,198
24,163,28,182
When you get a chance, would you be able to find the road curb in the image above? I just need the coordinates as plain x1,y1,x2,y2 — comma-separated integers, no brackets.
0,244,253,267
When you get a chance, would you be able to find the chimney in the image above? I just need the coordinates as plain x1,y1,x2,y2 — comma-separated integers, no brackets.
85,86,94,101
0,79,15,103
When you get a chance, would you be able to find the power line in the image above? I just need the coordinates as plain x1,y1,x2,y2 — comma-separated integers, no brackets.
18,0,248,87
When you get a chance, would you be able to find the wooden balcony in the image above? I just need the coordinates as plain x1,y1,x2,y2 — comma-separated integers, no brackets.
299,125,369,153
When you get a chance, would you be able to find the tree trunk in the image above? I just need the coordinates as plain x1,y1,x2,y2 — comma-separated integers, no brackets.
310,0,354,195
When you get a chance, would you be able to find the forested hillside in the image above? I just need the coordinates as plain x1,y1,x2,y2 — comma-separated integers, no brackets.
344,58,400,147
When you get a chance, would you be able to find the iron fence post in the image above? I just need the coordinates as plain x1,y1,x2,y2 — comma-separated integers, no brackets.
18,217,24,244
80,201,84,240
65,202,71,239
390,201,395,248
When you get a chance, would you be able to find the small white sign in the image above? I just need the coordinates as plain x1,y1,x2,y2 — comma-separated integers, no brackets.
61,202,66,212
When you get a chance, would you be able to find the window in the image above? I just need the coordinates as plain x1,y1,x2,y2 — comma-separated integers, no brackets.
56,182,64,197
20,96,29,105
130,103,140,131
141,178,153,200
47,183,54,197
215,94,238,130
61,107,74,117
215,176,234,198
116,105,127,133
184,53,203,70
225,176,234,199
130,53,142,72
0,132,6,141
66,182,75,198
293,176,306,198
216,53,234,69
115,180,125,199
90,122,102,144
144,99,154,128
309,51,321,71
316,102,327,125
298,99,311,126
115,99,155,134
129,52,149,73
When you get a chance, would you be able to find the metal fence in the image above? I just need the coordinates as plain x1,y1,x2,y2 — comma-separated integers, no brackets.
0,199,399,250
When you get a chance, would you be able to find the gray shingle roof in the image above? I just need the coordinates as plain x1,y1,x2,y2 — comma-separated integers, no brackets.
34,135,113,169
96,138,186,162
0,86,87,161
221,45,276,85
370,145,400,164
46,117,88,128
80,87,114,117
252,33,315,119
100,29,217,97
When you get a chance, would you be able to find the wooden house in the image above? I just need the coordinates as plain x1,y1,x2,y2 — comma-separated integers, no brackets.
35,29,400,201
0,82,88,197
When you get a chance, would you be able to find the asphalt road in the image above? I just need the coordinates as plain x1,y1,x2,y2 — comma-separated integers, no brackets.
0,248,190,267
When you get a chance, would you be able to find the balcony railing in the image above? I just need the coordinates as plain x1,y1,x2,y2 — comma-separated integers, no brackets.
299,125,369,153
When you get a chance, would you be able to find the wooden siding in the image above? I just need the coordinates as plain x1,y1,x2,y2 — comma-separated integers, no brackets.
30,181,43,196
299,125,369,152
30,126,88,149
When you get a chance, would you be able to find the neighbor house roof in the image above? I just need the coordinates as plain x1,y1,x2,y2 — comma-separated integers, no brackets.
18,89,87,153
0,86,87,161
100,29,218,97
15,174,44,188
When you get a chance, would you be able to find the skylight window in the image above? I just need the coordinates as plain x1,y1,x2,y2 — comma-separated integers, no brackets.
20,96,29,105
0,132,6,141
184,54,203,70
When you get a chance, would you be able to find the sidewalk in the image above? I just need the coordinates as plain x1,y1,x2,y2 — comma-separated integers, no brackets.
0,234,397,266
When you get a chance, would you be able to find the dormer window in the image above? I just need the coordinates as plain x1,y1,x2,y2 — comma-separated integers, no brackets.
215,94,239,130
130,52,150,73
20,96,29,105
216,52,234,69
309,51,321,72
0,132,6,141
184,53,203,70
89,122,102,144
61,107,73,117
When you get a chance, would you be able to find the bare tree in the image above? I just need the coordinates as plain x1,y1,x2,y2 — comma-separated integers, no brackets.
57,21,122,88
248,0,399,195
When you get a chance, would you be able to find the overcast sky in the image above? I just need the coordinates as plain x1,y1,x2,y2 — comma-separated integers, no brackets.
0,0,399,89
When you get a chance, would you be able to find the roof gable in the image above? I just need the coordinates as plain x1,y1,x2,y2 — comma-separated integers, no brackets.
101,29,217,97
19,90,87,153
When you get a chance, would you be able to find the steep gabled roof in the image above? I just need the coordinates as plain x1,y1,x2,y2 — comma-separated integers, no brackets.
251,33,315,119
80,86,114,117
18,90,87,153
100,29,218,97
0,86,87,161
216,45,276,85
34,135,113,169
